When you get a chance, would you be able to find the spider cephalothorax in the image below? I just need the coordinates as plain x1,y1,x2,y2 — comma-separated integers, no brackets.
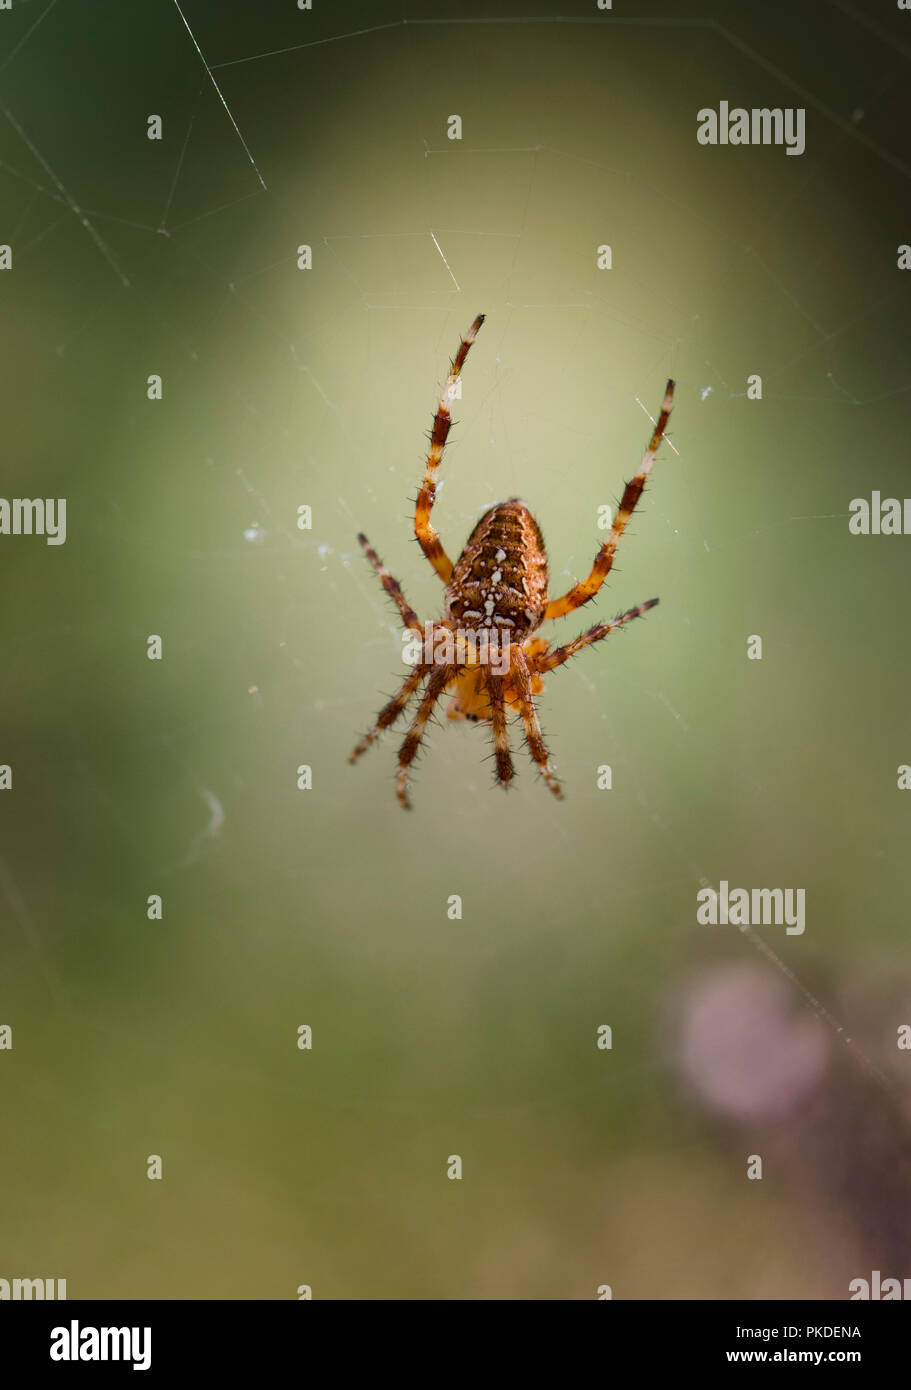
351,314,675,807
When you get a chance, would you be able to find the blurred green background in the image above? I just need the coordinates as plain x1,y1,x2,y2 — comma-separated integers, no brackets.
2,0,911,1299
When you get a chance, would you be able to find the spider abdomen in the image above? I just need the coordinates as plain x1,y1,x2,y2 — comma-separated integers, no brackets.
445,499,549,638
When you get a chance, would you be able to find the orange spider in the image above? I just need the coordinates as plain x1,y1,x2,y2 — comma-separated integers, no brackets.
350,314,675,808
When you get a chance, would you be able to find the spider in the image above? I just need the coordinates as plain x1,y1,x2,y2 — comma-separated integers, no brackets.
350,313,675,808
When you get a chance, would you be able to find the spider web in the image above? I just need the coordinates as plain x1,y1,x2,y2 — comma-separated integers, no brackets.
2,0,911,1300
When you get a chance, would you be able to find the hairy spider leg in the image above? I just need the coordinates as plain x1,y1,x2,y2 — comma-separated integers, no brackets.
396,665,452,809
356,532,422,634
486,672,514,789
414,313,486,584
536,598,659,672
544,380,675,621
350,666,426,763
509,646,562,799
